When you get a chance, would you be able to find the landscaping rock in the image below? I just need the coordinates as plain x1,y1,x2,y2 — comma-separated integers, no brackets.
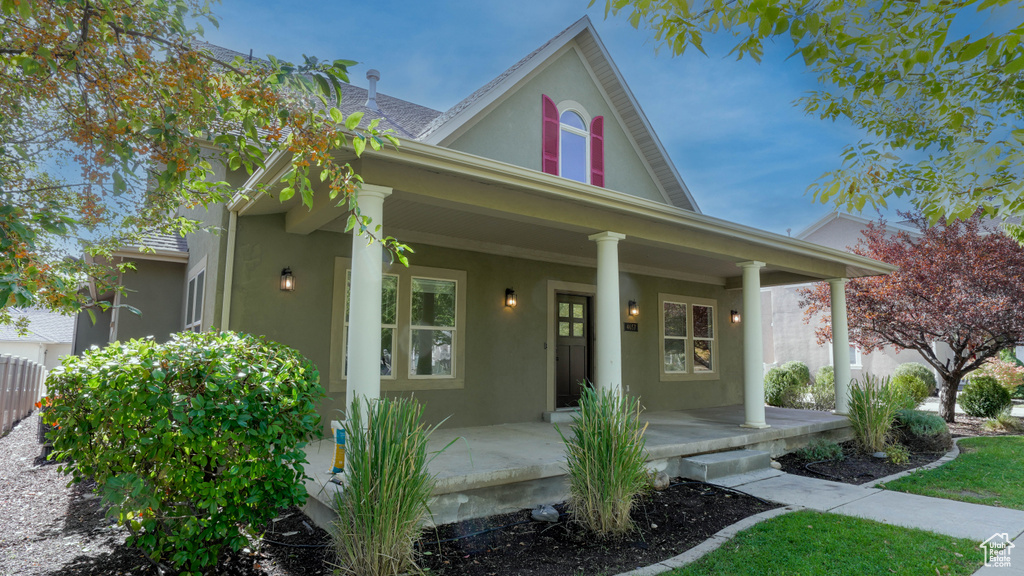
531,504,559,523
652,471,670,490
770,460,782,470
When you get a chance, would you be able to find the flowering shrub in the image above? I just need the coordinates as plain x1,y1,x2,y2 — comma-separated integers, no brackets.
973,357,1024,394
44,331,324,575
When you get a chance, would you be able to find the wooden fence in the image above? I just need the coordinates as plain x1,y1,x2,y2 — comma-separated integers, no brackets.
0,355,45,434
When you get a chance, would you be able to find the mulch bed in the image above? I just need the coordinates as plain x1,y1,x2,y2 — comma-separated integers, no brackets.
776,440,946,485
945,413,1024,438
2,412,780,576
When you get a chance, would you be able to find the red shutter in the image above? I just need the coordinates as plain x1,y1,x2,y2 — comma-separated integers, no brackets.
590,115,605,187
541,94,559,175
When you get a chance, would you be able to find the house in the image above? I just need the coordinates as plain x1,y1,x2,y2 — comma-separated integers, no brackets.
762,212,951,383
84,17,893,431
0,307,74,370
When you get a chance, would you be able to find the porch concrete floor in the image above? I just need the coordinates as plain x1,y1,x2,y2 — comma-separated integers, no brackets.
301,405,851,529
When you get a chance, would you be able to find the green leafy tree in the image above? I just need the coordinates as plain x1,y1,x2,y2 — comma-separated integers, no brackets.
1,0,405,324
597,0,1024,233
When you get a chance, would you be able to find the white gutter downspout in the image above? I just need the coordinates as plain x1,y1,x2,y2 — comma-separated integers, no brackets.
220,208,238,331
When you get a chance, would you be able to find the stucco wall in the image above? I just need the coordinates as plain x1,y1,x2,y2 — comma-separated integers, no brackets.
229,213,745,429
116,259,187,342
447,47,668,206
73,303,112,354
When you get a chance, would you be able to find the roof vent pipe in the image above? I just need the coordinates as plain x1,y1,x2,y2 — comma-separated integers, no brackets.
365,69,380,111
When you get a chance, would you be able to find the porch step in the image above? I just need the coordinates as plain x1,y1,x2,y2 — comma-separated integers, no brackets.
542,409,579,424
679,449,771,482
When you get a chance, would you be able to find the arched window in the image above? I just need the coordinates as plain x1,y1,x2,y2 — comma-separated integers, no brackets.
559,110,588,183
541,95,605,187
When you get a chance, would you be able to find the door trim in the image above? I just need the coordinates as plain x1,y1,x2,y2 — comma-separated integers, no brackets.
546,280,597,412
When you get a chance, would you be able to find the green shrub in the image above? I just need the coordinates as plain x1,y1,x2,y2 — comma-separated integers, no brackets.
982,413,1024,433
885,443,911,465
893,362,937,395
848,375,904,453
959,376,1012,418
764,367,799,408
1013,385,1024,400
334,396,441,576
893,409,952,453
815,365,835,388
999,348,1024,367
44,332,324,575
806,377,837,411
796,438,843,461
557,387,649,536
781,360,811,387
889,374,929,409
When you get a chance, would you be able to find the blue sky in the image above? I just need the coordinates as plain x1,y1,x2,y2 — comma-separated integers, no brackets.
202,1,907,236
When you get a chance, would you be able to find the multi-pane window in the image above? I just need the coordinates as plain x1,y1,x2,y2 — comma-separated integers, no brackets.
558,301,586,337
344,272,398,377
661,294,718,378
185,268,205,332
410,277,457,377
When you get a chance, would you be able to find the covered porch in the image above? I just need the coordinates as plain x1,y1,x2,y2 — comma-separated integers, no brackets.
300,405,852,530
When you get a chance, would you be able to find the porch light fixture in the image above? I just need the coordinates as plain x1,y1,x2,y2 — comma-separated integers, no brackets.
628,300,639,317
280,267,295,292
505,288,517,308
730,310,741,324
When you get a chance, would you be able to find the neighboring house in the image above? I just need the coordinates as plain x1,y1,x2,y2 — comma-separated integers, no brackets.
0,308,75,370
764,211,950,381
81,17,892,429
73,232,190,354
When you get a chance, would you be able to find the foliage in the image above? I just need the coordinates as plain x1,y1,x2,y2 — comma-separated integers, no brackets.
556,387,649,537
0,0,407,322
893,363,937,396
805,376,837,411
43,331,324,574
882,437,1024,511
796,438,843,462
598,0,1024,231
847,375,903,453
884,443,911,465
815,365,835,388
671,510,981,576
781,360,811,387
999,348,1024,367
973,356,1024,394
334,396,443,576
983,413,1024,433
764,367,799,408
800,213,1024,422
959,376,1012,418
888,374,929,410
894,410,948,438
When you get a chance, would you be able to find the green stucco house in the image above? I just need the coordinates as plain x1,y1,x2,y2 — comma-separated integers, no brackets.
83,17,892,431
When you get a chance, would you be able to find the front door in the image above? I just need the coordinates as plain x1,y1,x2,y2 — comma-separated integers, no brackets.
555,293,592,408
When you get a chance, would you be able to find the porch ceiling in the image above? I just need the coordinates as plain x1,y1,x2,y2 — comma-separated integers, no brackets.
233,143,894,288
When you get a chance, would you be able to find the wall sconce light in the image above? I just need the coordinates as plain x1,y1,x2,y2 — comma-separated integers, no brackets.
280,267,295,291
730,310,741,324
628,300,639,317
505,288,517,308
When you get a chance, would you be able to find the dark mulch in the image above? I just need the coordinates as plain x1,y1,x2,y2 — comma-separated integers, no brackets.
776,440,946,485
418,481,778,576
3,412,781,576
945,413,1024,438
0,412,334,576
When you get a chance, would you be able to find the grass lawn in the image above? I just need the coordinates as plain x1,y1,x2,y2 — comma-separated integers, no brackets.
671,510,981,576
879,436,1024,510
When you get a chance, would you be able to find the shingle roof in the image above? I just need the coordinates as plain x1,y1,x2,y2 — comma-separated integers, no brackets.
123,231,189,254
0,308,75,343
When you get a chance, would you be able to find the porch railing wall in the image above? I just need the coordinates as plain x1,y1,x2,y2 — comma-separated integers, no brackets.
0,355,45,434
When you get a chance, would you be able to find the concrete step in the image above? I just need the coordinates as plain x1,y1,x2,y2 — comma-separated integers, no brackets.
679,449,771,482
542,409,579,424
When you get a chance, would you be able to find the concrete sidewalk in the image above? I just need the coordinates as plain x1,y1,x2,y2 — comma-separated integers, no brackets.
725,470,1024,574
919,397,1024,418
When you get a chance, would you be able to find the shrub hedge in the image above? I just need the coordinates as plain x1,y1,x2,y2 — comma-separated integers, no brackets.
764,367,799,408
959,376,1012,418
893,362,937,395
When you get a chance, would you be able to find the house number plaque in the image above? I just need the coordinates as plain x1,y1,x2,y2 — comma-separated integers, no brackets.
624,323,638,332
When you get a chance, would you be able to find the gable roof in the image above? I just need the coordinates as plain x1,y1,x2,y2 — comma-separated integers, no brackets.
0,308,75,343
415,16,700,212
112,231,190,263
795,211,919,240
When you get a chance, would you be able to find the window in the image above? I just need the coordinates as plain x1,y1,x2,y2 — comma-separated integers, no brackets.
410,277,457,377
331,258,466,392
343,272,398,377
829,342,863,369
185,267,205,332
541,95,605,187
660,293,719,380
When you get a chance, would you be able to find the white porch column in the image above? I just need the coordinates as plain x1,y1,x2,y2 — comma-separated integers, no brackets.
738,261,769,429
589,231,626,395
829,278,852,415
345,184,393,417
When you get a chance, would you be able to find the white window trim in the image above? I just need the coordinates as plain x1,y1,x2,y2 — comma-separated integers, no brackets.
408,275,458,380
556,100,591,184
184,256,207,333
659,293,720,382
828,341,863,370
331,257,466,393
